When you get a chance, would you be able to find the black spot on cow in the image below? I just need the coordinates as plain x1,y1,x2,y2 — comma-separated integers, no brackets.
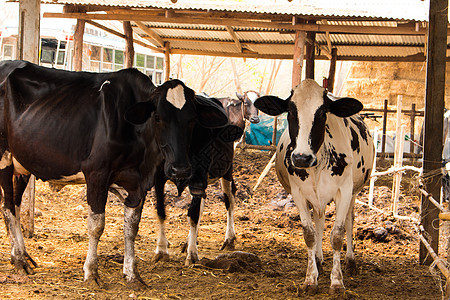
284,148,309,181
362,167,365,174
350,127,360,153
357,161,361,168
350,116,368,143
326,148,348,176
364,169,370,183
325,124,333,139
343,118,349,127
361,156,365,167
280,143,284,151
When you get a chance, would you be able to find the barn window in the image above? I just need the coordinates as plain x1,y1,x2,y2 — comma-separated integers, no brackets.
114,50,124,70
102,48,113,71
146,55,155,69
156,57,163,70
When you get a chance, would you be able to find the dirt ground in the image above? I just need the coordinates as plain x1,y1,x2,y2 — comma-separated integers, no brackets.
0,150,446,299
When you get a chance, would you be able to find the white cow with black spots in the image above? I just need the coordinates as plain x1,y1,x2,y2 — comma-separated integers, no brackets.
254,79,374,295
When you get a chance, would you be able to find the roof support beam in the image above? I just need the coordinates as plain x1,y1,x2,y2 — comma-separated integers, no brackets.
43,12,429,35
226,26,243,52
135,21,165,48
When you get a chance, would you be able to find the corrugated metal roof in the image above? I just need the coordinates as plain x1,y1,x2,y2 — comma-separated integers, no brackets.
39,0,440,61
45,0,430,21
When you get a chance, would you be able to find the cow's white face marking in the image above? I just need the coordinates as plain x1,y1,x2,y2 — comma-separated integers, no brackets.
166,84,186,110
0,151,12,169
246,91,258,103
291,79,325,157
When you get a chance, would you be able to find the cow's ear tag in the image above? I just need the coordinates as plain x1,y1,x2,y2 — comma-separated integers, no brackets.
124,102,155,125
254,95,289,116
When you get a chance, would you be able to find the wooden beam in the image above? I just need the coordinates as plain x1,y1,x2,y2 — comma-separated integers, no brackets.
164,42,170,81
18,0,40,63
85,20,164,53
292,30,306,87
169,48,292,59
327,48,338,93
226,26,242,53
44,12,430,35
135,21,165,48
73,19,85,71
420,0,448,265
305,20,316,79
123,21,134,68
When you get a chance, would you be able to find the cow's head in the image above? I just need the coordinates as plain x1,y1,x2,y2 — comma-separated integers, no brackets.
254,79,362,169
236,91,260,124
124,79,228,180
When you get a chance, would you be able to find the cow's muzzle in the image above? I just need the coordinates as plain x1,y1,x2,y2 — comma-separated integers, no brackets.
168,165,192,181
291,153,317,168
249,116,260,124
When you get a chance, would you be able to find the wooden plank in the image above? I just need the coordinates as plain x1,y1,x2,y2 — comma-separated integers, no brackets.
226,26,243,53
85,20,164,53
164,42,170,81
327,48,337,93
43,12,429,35
420,0,448,265
305,21,316,80
169,48,292,59
123,21,134,68
18,0,40,63
135,21,165,48
292,30,306,87
381,99,388,156
73,19,85,71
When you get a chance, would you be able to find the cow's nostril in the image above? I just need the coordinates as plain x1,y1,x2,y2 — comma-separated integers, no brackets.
250,116,260,124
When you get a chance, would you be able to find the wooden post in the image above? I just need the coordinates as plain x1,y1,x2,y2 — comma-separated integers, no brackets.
305,21,316,80
292,30,306,88
164,42,170,81
17,0,40,63
328,48,337,93
381,99,388,157
420,0,447,265
410,103,416,155
17,0,40,238
230,58,242,94
123,21,134,68
73,19,85,71
392,96,403,216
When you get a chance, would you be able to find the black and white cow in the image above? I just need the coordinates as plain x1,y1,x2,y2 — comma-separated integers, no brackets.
254,79,374,294
154,94,243,265
0,60,228,288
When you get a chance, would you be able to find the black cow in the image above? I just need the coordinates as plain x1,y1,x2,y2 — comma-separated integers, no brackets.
154,95,243,265
0,60,228,288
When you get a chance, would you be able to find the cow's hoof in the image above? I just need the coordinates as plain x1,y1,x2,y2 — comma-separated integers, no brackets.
126,276,147,291
300,283,319,295
345,258,357,275
153,252,170,263
220,238,235,251
185,254,199,266
84,276,104,289
11,253,37,275
329,286,346,298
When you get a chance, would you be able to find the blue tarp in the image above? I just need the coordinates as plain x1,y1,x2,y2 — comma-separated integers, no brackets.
245,114,287,146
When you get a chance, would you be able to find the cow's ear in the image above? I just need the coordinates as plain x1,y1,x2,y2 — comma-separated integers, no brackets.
124,101,155,125
236,92,243,100
328,97,363,117
194,96,229,128
254,95,289,116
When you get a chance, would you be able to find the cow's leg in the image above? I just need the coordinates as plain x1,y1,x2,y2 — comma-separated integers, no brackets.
344,196,357,275
291,188,318,293
0,165,37,275
154,176,169,262
329,186,353,294
313,209,324,275
185,194,205,266
123,198,146,289
220,176,236,251
83,174,108,286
